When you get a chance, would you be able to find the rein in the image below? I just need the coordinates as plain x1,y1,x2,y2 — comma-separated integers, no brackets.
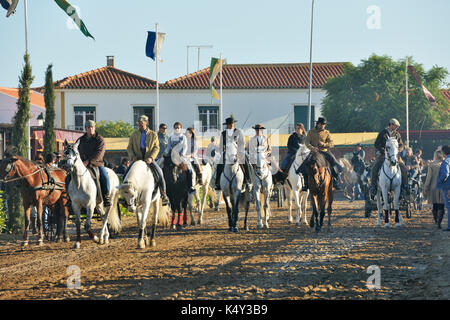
0,167,43,183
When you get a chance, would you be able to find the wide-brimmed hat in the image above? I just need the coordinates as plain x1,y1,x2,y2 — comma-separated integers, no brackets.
223,117,237,125
252,124,266,130
316,117,327,124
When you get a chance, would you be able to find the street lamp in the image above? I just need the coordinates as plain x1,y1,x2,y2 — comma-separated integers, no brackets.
37,113,44,126
307,0,315,132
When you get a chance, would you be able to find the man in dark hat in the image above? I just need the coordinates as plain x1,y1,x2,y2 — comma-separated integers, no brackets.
296,117,343,190
215,116,252,190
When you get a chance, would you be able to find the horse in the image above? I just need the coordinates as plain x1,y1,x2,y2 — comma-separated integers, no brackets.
187,160,215,226
162,149,190,231
244,146,273,230
338,158,359,201
0,149,69,246
64,140,121,248
220,140,246,233
283,144,310,225
304,150,334,233
119,160,162,248
375,137,405,228
208,152,223,211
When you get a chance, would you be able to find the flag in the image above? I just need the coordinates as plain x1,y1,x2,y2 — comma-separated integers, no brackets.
209,57,225,100
407,65,437,106
145,31,165,62
54,0,94,40
0,0,18,17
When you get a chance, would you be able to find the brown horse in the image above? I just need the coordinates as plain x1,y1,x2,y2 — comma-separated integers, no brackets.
305,151,334,233
0,150,69,246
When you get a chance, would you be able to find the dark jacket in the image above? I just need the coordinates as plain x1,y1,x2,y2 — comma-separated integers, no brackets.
77,132,106,168
287,132,306,155
374,128,404,154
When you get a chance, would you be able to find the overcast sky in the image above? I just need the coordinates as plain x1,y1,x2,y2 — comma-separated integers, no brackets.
0,0,449,88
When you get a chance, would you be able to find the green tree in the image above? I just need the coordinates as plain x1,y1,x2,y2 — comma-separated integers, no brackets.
96,120,135,138
43,64,56,158
321,54,450,132
7,53,34,233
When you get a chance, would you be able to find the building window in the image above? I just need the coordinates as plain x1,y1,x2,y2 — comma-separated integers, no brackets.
133,106,154,130
198,106,219,132
74,106,95,131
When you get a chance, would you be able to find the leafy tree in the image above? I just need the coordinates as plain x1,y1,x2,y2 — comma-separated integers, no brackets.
321,54,449,132
7,53,34,233
96,120,135,138
43,64,56,157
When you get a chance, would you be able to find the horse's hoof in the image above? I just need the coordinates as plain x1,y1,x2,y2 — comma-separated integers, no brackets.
295,221,300,226
74,242,81,249
190,221,196,227
22,241,28,247
93,235,99,243
37,240,44,246
171,224,176,230
176,225,182,231
150,240,156,247
257,224,262,230
197,219,202,226
137,242,146,249
99,238,104,245
245,226,249,231
233,227,239,233
395,223,401,228
65,237,71,243
384,223,390,229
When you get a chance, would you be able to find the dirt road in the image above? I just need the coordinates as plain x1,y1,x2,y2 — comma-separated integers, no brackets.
0,197,447,300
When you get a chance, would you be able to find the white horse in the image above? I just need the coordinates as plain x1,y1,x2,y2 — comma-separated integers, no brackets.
119,160,161,249
188,161,214,226
376,137,405,228
64,140,121,249
220,140,246,232
244,147,273,230
284,144,310,225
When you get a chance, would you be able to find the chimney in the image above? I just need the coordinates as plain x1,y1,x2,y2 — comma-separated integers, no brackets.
106,56,115,67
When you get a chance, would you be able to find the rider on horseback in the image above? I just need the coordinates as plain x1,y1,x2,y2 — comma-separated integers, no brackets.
162,122,197,194
127,115,169,206
66,120,111,207
296,117,343,191
185,127,203,185
369,118,409,199
215,116,253,191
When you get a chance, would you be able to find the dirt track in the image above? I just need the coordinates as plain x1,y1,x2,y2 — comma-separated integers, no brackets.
0,196,448,300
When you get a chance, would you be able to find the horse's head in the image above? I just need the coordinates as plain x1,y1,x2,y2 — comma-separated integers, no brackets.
119,182,138,213
253,145,269,179
63,139,80,170
384,137,399,166
0,155,19,181
225,140,238,164
305,151,329,188
295,144,310,164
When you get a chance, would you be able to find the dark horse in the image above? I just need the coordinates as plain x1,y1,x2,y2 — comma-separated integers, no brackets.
162,154,189,231
304,151,334,233
0,149,69,246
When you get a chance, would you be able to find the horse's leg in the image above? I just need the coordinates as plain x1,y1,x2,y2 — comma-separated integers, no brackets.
198,186,207,225
150,200,159,247
63,204,70,242
188,192,196,226
36,200,44,245
264,187,271,229
72,203,82,249
85,205,99,243
381,186,390,228
302,191,309,225
223,194,233,231
136,207,145,249
255,187,262,230
293,189,301,225
394,184,404,227
244,193,251,231
170,207,176,230
327,183,333,230
22,204,31,247
287,185,294,224
139,201,151,249
232,189,241,232
99,207,109,245
376,189,383,227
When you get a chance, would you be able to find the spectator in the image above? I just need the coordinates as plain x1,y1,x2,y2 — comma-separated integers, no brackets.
437,145,450,231
157,123,169,161
115,158,130,176
424,150,445,228
45,153,57,168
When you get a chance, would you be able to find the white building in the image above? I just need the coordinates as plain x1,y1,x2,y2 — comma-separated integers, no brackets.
54,56,346,135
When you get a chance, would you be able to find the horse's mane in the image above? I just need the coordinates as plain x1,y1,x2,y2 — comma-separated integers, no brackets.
305,150,328,169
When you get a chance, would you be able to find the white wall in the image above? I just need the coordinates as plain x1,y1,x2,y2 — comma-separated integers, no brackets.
55,88,326,134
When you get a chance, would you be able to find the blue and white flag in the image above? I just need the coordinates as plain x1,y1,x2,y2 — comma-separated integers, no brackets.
1,0,19,17
145,31,165,62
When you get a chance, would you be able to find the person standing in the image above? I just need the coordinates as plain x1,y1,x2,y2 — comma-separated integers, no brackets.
437,145,450,231
424,150,445,228
127,115,169,205
157,123,169,161
115,158,130,177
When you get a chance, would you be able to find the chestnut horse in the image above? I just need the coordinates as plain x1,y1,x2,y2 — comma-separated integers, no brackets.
304,151,334,233
0,151,69,246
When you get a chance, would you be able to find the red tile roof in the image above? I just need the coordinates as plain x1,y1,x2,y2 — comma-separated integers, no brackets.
0,87,45,108
54,66,157,90
442,89,450,101
164,62,347,90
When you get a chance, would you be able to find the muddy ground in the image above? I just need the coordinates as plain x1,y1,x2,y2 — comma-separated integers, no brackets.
0,195,448,300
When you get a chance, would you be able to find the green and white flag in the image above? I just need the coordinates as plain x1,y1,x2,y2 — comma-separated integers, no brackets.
54,0,94,40
209,57,225,100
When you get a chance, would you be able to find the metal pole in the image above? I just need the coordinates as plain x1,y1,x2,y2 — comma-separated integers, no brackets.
187,46,189,74
198,47,201,71
307,0,315,132
406,56,409,149
219,53,223,132
25,0,31,160
155,23,159,130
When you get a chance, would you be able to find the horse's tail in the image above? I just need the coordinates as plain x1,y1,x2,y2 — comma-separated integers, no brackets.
206,186,217,204
148,200,170,229
107,190,122,233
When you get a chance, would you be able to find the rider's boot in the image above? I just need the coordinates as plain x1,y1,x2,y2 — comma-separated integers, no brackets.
102,193,112,208
187,170,196,193
301,174,309,192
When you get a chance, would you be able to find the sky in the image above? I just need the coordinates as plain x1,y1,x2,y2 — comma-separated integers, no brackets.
0,0,449,88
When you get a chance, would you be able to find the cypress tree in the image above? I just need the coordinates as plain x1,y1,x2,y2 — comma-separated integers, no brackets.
6,53,34,233
43,64,56,157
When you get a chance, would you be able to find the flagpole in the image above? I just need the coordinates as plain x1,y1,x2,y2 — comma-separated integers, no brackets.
155,23,160,131
307,0,315,132
24,0,31,160
406,56,409,149
219,53,223,132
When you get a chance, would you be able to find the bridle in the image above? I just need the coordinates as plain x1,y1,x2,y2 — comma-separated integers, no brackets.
0,158,43,184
